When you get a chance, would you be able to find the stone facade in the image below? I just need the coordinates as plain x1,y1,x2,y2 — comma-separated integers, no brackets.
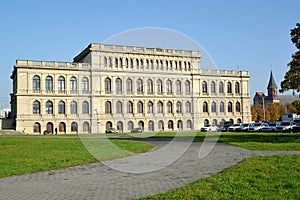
10,43,251,134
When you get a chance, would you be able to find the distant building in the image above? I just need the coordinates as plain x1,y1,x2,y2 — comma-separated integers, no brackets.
0,107,11,118
253,71,299,105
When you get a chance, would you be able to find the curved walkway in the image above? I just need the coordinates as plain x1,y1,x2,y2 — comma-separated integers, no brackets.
0,140,299,200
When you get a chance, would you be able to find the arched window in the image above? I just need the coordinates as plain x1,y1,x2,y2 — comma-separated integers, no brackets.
147,101,153,113
33,122,41,133
203,102,208,113
237,118,242,123
186,101,191,113
236,102,241,112
70,77,77,91
211,102,217,113
83,122,89,132
82,77,89,91
176,101,182,113
115,58,119,67
116,101,122,114
185,80,191,94
82,101,89,114
117,121,123,132
219,82,224,93
106,121,112,130
202,81,207,93
46,101,53,114
204,119,209,125
235,82,240,94
177,120,183,129
33,75,40,91
58,101,65,114
167,101,172,113
158,120,164,130
211,81,216,93
157,101,163,113
71,122,78,132
125,58,129,67
227,82,232,93
176,80,181,94
220,101,225,112
166,80,172,93
148,120,154,131
228,102,233,112
104,57,108,66
187,120,192,129
168,120,174,129
137,101,143,113
136,59,139,68
147,79,153,93
126,78,133,93
127,121,134,131
58,76,65,91
59,122,66,133
105,78,111,92
157,79,163,93
105,101,112,114
33,100,40,114
70,101,77,114
138,121,144,129
116,78,122,93
45,76,53,91
137,79,143,93
127,101,133,113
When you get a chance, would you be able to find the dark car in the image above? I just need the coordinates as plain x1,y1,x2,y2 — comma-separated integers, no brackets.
105,128,119,133
220,124,232,132
131,128,143,133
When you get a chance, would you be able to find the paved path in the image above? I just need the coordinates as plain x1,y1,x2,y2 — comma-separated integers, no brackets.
0,140,299,200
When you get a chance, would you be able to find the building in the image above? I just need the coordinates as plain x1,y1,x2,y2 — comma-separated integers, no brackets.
10,43,251,134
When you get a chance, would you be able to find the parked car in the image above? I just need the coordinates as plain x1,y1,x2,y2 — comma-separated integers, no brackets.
105,128,119,133
248,123,269,132
275,121,295,132
220,124,232,132
131,128,143,133
200,124,217,132
228,124,243,132
261,124,273,132
292,124,300,133
238,123,251,132
268,121,280,132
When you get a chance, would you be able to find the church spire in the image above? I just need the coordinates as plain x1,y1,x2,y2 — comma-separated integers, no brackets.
267,70,278,97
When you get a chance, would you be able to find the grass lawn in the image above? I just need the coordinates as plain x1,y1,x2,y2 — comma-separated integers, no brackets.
0,137,153,178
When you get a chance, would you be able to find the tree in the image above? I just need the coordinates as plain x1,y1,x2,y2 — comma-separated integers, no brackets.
280,23,300,93
292,100,300,114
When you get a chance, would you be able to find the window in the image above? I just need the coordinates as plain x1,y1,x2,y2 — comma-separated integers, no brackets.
70,77,77,91
147,79,153,93
71,122,78,132
127,101,133,113
82,77,89,91
177,120,183,129
128,121,134,131
158,120,164,130
211,81,216,93
33,75,40,91
106,121,112,130
236,102,241,112
228,102,233,112
59,122,66,132
211,102,216,113
176,101,182,113
45,76,53,91
33,101,40,114
186,101,191,113
148,120,154,131
117,121,123,132
185,80,191,94
126,78,133,93
105,77,111,92
203,102,208,113
227,82,232,93
70,101,77,114
157,101,163,113
116,101,122,114
58,76,65,91
58,101,65,114
176,80,181,94
83,122,89,132
167,101,172,113
157,79,163,93
235,82,240,94
33,122,41,133
46,101,53,114
148,101,153,113
115,58,119,67
202,81,207,93
137,79,143,93
220,102,225,112
116,78,122,93
219,82,224,93
82,101,89,114
137,101,143,113
105,101,112,114
168,120,174,129
166,80,172,93
187,120,192,129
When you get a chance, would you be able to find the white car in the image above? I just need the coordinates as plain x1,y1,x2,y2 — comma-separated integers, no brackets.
228,124,243,132
275,121,295,132
200,124,217,132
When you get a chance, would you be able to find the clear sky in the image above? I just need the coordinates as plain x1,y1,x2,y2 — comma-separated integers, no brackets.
0,0,299,107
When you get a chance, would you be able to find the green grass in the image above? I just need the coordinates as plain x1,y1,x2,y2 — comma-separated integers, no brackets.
0,137,153,178
141,155,300,200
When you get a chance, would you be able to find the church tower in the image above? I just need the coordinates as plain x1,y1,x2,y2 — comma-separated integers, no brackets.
267,70,278,98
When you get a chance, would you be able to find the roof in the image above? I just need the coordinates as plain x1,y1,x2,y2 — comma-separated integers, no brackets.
267,70,277,89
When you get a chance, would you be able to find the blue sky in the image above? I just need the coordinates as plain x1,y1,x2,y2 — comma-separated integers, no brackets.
0,0,299,107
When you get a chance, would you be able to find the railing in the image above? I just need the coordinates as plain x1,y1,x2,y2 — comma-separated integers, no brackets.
16,60,91,69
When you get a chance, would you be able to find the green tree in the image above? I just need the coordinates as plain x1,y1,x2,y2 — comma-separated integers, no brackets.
291,100,300,114
280,23,300,93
